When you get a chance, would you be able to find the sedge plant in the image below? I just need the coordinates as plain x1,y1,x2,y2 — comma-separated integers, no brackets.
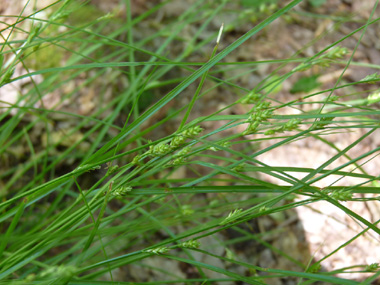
0,0,380,284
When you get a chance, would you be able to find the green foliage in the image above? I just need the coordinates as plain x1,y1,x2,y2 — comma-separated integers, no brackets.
241,0,278,8
290,74,321,94
262,74,283,94
0,0,379,284
367,91,380,105
67,1,105,25
308,0,327,7
27,43,63,71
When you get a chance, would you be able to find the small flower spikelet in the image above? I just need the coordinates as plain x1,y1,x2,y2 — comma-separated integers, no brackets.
148,142,171,157
226,248,236,261
209,141,231,151
181,126,203,139
259,206,270,213
317,46,349,68
249,109,272,122
180,204,194,216
74,164,100,173
330,189,352,201
179,240,200,249
131,154,142,165
244,121,260,135
265,118,301,135
241,92,261,104
365,263,379,272
292,46,349,72
323,46,349,60
40,265,77,278
138,126,202,164
361,72,380,84
220,208,243,225
307,263,321,273
143,246,169,255
169,146,192,166
283,118,302,131
313,116,335,130
368,91,380,105
327,95,339,102
243,101,272,135
112,185,132,196
232,163,245,172
170,135,186,148
107,165,119,174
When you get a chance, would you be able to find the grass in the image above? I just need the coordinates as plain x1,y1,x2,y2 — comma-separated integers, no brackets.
1,0,380,284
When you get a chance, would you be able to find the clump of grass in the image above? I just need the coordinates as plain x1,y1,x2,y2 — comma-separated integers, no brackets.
1,0,380,284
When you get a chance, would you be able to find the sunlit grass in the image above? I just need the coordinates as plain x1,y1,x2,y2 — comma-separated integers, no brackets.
0,0,379,284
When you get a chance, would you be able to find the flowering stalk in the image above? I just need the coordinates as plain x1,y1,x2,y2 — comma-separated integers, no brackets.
220,208,243,225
